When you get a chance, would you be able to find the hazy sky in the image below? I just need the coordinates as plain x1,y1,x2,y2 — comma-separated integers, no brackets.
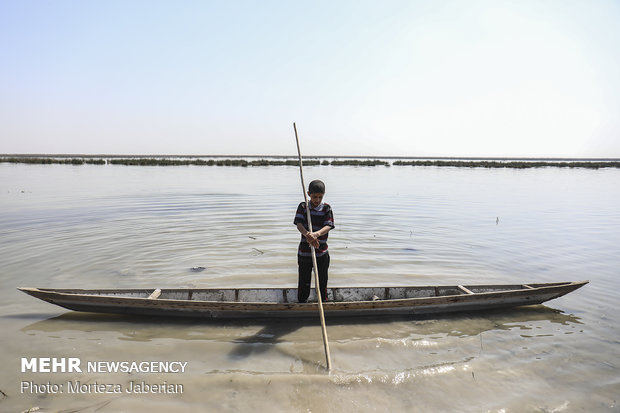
1,0,619,157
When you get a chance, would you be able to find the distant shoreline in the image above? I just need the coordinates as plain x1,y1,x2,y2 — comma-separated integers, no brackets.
2,154,619,162
1,155,619,169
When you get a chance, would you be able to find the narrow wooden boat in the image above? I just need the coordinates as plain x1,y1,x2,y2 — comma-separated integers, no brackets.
18,281,587,319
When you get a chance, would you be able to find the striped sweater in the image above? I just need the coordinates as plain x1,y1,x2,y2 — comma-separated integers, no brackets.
293,201,335,257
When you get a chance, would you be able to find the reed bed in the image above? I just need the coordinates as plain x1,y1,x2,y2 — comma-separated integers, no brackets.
1,157,618,169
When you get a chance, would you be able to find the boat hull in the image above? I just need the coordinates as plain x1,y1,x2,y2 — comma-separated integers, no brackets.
18,281,588,319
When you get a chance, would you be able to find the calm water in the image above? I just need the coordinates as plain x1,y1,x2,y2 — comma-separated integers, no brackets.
1,163,619,412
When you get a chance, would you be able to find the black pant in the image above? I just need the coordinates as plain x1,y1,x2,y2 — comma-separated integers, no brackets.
298,252,330,303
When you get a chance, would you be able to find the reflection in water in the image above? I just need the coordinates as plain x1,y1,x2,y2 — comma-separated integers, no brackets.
20,305,582,342
18,305,584,380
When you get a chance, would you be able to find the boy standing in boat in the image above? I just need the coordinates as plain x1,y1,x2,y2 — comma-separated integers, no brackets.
294,179,335,303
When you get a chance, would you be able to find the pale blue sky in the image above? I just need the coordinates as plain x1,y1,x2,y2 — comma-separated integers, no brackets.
1,0,619,157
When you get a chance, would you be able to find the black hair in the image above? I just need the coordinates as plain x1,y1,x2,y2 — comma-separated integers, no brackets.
308,179,325,194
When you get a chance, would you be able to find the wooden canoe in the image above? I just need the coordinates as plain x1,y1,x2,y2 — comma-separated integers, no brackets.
18,281,587,319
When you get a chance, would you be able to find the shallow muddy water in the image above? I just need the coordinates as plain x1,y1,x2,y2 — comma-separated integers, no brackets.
1,162,618,412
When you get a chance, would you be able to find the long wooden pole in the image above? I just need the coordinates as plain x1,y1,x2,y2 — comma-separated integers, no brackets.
293,122,332,371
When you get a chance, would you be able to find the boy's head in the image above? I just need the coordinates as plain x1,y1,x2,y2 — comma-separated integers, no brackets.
307,179,325,207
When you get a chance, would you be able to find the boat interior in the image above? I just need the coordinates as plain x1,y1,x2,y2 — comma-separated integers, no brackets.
34,283,569,303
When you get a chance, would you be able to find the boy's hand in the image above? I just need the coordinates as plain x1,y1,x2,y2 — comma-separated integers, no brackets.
305,232,320,248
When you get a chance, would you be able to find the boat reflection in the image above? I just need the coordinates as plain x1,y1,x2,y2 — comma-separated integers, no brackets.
20,304,582,342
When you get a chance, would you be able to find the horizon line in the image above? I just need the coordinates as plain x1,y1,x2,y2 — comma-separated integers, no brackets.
2,154,620,161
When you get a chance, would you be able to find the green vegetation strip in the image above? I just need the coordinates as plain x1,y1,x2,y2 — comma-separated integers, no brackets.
106,159,323,166
1,157,618,169
0,157,105,165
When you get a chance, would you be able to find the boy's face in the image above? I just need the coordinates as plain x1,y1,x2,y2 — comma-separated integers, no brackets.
308,192,324,207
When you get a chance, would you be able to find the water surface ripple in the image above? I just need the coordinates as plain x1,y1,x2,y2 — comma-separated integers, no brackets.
1,163,618,412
